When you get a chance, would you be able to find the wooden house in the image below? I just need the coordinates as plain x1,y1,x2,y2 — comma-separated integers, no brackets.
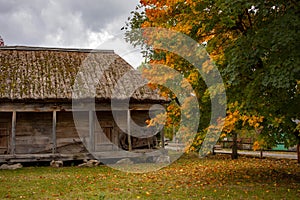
0,46,165,163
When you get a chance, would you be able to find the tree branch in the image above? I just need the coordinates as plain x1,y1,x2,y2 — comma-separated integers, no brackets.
245,8,253,28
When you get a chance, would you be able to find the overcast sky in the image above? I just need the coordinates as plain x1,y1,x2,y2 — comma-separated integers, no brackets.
0,0,143,67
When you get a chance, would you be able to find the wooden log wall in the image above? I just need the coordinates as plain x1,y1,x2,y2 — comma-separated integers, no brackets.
0,113,12,154
131,110,150,127
56,112,88,154
95,111,119,151
0,111,89,155
112,110,149,132
0,109,157,155
15,112,52,154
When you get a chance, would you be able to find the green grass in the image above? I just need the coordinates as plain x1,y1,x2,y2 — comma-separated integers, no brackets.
0,154,299,199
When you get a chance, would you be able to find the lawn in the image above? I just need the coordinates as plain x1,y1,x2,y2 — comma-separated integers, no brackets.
0,154,299,199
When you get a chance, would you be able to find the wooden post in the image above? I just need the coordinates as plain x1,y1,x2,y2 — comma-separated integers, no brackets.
52,111,57,154
11,111,16,155
127,109,132,151
231,131,238,159
212,146,216,155
89,110,95,152
260,149,263,159
161,128,165,148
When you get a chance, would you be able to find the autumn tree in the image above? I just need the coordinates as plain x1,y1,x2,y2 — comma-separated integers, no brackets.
125,0,300,160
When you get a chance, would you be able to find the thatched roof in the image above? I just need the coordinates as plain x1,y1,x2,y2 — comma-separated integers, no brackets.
0,46,163,102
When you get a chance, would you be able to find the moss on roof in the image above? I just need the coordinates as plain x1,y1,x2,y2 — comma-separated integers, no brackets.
0,46,163,102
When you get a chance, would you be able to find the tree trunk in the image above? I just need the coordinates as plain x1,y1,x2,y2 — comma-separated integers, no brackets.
297,142,300,164
293,130,300,164
260,149,263,159
232,131,238,159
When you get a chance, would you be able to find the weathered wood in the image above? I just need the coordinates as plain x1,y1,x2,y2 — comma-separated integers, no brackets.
0,149,164,163
0,103,161,112
1,109,160,158
161,128,165,148
127,109,132,151
11,111,16,155
14,112,52,154
89,110,95,152
0,121,9,152
56,112,87,152
0,153,92,163
52,111,57,154
0,104,63,112
94,120,116,152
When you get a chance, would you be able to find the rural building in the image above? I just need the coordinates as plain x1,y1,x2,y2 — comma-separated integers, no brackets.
0,46,165,163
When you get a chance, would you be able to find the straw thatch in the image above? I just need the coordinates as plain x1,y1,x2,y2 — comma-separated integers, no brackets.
0,46,163,102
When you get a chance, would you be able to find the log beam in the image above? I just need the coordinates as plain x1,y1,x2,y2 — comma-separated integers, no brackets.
0,103,162,112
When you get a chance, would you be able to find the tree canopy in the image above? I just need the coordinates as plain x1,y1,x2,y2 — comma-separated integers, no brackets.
124,0,300,154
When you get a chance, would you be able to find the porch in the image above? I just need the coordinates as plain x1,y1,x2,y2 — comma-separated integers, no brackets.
0,103,165,163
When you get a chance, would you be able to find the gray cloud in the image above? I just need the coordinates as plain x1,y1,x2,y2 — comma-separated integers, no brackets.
0,0,139,48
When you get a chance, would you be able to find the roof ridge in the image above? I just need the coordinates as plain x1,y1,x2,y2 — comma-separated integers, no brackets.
0,45,114,53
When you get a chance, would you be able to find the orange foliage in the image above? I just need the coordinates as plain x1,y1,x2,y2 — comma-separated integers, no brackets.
223,102,264,134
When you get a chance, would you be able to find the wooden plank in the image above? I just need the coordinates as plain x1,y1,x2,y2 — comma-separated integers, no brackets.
74,103,164,111
0,104,60,112
52,111,57,154
0,153,92,163
11,111,16,155
161,128,165,148
127,109,132,151
0,103,163,112
113,123,119,150
89,110,95,152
